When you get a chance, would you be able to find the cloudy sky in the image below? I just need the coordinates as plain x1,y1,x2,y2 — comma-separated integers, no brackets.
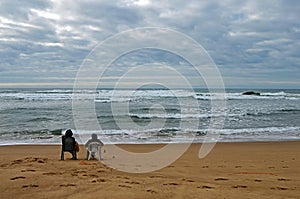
0,0,299,88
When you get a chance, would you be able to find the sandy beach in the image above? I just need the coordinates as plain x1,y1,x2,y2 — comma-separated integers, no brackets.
0,142,299,198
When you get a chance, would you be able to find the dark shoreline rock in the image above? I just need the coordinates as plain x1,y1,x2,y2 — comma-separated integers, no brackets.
242,91,260,96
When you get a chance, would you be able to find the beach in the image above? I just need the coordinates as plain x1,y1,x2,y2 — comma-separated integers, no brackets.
0,141,299,198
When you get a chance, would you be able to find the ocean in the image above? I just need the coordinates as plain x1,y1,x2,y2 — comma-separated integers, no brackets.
0,88,299,145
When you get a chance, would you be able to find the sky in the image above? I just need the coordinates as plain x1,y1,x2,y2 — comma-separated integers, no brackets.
0,0,299,89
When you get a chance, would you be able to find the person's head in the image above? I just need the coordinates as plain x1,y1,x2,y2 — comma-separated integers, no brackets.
91,134,97,139
65,129,73,137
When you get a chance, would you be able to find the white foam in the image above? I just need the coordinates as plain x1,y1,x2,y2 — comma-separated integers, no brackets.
1,89,299,101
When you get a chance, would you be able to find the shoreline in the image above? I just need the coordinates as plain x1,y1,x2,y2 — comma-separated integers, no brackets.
1,138,300,146
1,141,299,198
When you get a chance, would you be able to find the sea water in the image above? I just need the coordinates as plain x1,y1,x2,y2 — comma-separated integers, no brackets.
0,88,299,145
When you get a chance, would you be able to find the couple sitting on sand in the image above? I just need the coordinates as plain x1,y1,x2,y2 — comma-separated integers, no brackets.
61,129,104,160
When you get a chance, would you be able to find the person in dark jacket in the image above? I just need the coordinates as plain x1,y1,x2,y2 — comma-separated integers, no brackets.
61,129,78,160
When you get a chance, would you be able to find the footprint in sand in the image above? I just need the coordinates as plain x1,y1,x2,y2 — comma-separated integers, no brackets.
0,163,10,167
277,178,290,181
24,157,48,163
97,170,105,173
88,174,98,177
197,185,214,189
91,179,105,183
116,176,129,180
163,182,179,186
42,172,60,176
232,185,248,189
118,184,131,188
22,184,39,188
202,166,209,168
11,159,23,165
271,187,289,190
10,176,26,180
182,179,195,183
21,169,36,172
71,171,87,176
125,181,140,185
254,179,262,182
146,189,157,194
214,177,229,181
187,180,195,182
97,179,106,182
60,184,76,187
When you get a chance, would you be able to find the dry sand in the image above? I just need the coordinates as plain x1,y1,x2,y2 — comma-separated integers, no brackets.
0,142,299,198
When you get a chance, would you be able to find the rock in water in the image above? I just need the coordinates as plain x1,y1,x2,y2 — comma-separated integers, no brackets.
242,91,260,96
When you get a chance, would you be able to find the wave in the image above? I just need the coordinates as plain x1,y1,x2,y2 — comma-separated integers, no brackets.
13,129,62,135
63,126,300,138
193,91,300,101
227,91,300,100
94,98,132,103
244,108,300,117
1,89,299,101
0,92,73,101
139,107,180,112
35,89,73,94
129,112,229,119
218,126,300,136
6,126,299,137
1,125,300,145
279,108,300,113
27,117,53,122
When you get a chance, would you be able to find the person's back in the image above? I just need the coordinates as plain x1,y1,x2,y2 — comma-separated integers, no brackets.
85,134,103,148
64,136,75,151
85,134,104,160
61,129,77,160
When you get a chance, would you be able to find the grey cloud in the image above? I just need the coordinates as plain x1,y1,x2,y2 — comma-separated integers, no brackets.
0,0,299,88
0,0,51,20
